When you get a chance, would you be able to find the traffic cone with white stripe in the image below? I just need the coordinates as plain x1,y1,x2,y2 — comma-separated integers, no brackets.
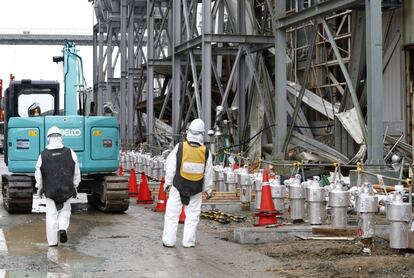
153,177,167,212
254,169,278,226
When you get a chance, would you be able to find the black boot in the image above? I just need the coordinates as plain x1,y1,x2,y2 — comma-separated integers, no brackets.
59,230,68,243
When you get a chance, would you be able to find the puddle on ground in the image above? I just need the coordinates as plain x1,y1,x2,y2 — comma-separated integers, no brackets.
0,269,74,277
2,219,102,276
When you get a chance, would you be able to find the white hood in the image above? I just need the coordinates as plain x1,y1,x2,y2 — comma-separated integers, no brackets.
46,136,64,150
186,131,204,145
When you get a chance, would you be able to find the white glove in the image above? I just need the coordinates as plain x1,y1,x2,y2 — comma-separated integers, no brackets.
205,189,213,199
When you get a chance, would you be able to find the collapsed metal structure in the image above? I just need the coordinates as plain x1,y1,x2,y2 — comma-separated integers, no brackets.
91,0,410,164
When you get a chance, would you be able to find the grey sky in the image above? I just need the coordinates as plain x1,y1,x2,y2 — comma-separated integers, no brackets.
0,0,94,90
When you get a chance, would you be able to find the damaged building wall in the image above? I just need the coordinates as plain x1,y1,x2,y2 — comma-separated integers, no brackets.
383,8,405,137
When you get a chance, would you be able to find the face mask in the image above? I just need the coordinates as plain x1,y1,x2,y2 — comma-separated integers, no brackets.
48,136,63,146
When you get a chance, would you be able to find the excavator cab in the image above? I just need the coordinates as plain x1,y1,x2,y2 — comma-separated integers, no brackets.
3,80,60,165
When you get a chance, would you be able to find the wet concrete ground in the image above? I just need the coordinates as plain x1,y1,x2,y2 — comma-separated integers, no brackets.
0,156,279,277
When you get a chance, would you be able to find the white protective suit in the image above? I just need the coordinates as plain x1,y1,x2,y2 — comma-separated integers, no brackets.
35,136,81,246
162,132,213,247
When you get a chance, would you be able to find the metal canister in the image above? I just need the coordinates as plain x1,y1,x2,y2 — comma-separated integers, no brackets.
289,174,305,221
151,157,159,179
270,175,285,212
135,153,143,173
328,180,350,228
224,167,237,192
387,191,412,249
238,167,252,204
355,183,378,239
144,154,152,176
120,152,127,169
213,165,225,192
156,157,163,180
254,172,263,210
158,159,165,180
306,176,326,225
151,157,158,180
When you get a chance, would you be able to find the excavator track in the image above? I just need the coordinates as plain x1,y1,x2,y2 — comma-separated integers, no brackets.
2,175,34,214
90,175,129,213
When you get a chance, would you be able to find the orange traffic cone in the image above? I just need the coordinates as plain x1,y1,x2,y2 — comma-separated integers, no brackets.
179,206,186,224
153,177,167,212
128,169,139,197
119,163,124,176
254,169,278,226
136,173,153,204
233,163,239,170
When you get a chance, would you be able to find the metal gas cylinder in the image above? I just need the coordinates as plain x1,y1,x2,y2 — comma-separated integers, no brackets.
270,175,285,212
158,159,165,179
157,157,164,180
144,153,152,176
289,174,305,221
153,157,163,180
254,171,263,210
120,152,127,169
124,152,130,170
131,152,137,172
238,167,252,204
148,157,156,179
151,157,159,180
128,151,135,171
135,153,144,173
355,183,378,239
328,180,350,228
223,167,237,192
213,165,225,192
387,191,412,249
306,176,326,225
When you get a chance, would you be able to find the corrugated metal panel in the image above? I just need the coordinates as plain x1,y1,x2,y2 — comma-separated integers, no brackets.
383,8,405,136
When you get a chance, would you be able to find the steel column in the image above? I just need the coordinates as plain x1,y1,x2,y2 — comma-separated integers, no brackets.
274,0,287,159
172,0,181,141
120,0,128,144
366,0,384,163
202,0,212,138
237,0,246,148
147,0,155,147
127,1,135,145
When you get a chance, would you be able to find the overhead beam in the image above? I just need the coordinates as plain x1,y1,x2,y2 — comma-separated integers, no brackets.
0,34,93,46
276,0,362,29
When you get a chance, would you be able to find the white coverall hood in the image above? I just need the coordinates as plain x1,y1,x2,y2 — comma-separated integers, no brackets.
46,136,64,150
186,131,204,145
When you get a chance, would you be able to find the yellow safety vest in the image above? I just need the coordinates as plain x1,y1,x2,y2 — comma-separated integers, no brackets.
179,141,207,181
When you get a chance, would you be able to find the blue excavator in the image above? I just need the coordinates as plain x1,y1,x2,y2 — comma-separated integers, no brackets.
1,40,129,213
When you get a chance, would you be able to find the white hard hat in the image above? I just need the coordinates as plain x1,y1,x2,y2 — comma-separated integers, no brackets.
188,118,205,134
47,126,62,137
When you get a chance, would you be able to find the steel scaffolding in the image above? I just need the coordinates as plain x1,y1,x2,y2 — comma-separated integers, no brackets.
91,0,405,164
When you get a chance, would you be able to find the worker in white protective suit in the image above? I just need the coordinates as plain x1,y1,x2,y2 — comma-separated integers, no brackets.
162,118,213,248
35,126,81,247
